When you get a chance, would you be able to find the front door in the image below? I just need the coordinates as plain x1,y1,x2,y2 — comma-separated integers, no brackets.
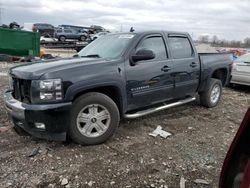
126,34,174,111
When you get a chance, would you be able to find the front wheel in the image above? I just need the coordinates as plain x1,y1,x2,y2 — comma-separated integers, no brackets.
69,92,120,145
200,78,222,108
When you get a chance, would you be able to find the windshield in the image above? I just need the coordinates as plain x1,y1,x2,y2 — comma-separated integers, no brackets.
78,33,135,59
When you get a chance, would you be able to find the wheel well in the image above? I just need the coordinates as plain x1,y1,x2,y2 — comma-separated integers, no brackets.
211,68,227,86
73,86,123,115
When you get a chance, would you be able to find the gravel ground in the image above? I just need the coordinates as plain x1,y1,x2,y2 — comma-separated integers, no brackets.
0,62,250,188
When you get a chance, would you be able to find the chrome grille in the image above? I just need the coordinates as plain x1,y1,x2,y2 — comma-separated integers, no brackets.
12,78,31,103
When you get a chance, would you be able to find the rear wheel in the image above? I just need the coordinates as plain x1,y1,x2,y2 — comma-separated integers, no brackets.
79,35,86,41
69,92,120,145
200,78,222,108
59,35,66,42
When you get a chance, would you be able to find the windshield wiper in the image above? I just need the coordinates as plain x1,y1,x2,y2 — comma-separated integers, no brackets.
81,54,101,58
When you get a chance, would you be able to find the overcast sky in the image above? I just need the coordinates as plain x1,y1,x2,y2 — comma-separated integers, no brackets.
1,0,250,40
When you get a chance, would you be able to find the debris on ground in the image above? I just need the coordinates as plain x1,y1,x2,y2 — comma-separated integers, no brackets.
110,181,115,185
61,178,69,186
28,147,40,157
87,180,95,187
0,126,11,133
149,125,172,138
194,179,210,185
180,177,186,188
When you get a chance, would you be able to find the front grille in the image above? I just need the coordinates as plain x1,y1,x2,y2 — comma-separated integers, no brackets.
12,78,32,103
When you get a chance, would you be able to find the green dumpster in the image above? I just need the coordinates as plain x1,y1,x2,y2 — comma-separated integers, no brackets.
0,28,40,57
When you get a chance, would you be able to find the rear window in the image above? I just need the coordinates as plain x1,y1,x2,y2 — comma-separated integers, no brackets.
168,37,193,59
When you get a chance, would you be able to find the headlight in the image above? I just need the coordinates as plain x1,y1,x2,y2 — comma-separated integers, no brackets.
31,79,63,103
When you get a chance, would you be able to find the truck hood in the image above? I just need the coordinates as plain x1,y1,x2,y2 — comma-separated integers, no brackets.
9,57,108,79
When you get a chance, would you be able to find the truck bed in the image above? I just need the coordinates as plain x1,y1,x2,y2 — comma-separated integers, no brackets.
199,53,233,63
198,52,233,92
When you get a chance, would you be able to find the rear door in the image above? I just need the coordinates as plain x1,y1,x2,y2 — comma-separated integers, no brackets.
126,34,174,110
65,29,73,39
167,34,200,98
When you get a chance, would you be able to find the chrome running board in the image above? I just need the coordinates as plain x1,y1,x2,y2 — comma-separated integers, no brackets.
124,97,196,119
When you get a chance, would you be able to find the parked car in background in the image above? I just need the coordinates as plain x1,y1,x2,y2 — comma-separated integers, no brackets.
55,28,88,41
220,107,250,188
40,36,58,43
231,53,250,86
58,24,89,33
4,31,232,145
32,23,55,36
91,32,109,40
90,25,106,33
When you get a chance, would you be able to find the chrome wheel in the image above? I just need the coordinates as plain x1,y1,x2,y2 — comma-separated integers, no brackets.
210,84,221,104
76,104,111,138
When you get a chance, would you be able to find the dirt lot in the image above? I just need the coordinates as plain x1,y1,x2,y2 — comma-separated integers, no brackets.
0,62,250,188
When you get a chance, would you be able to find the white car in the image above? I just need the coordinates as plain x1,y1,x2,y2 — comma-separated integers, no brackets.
231,53,250,86
40,36,58,43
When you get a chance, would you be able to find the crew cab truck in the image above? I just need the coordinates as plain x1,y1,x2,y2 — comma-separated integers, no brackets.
4,31,232,145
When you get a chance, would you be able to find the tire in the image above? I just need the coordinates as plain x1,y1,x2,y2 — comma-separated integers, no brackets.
69,92,120,145
59,36,66,42
79,35,86,41
200,78,222,108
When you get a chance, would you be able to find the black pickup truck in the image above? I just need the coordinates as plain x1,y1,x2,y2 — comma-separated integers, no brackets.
4,31,232,145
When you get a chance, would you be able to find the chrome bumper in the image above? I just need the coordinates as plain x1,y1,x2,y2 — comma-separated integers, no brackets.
4,90,25,120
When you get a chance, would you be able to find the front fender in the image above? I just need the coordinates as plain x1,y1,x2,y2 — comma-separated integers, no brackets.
64,79,127,113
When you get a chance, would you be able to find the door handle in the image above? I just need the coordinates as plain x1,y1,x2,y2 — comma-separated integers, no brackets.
190,62,197,68
161,66,171,72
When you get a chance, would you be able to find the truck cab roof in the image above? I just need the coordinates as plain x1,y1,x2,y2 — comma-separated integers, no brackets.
119,30,190,36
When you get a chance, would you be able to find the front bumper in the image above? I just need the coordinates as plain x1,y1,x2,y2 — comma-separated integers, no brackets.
4,90,72,141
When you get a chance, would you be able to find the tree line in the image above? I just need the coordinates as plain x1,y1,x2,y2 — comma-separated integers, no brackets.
197,35,250,48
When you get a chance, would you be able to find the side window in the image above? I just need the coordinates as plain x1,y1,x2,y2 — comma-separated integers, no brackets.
168,37,193,59
48,25,54,29
137,36,167,60
65,30,72,33
38,24,44,29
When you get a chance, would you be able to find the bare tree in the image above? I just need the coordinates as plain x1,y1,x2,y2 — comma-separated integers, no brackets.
244,37,250,47
211,35,219,44
198,35,209,43
229,40,242,48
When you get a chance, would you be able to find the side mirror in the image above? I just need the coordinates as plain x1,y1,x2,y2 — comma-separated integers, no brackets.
131,49,155,64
